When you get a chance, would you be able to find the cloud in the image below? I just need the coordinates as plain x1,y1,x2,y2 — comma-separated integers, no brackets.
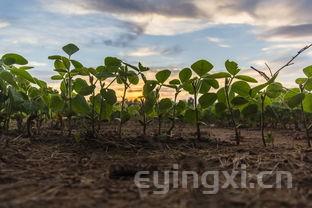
0,20,9,29
40,0,312,40
258,24,312,41
207,36,230,48
29,61,47,67
125,45,183,57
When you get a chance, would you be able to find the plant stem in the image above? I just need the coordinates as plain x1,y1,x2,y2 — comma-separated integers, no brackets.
192,82,201,140
168,92,178,135
67,64,72,136
260,95,267,147
225,83,239,145
119,84,127,138
300,99,311,147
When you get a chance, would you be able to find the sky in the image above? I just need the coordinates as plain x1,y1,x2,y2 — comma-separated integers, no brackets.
0,0,312,99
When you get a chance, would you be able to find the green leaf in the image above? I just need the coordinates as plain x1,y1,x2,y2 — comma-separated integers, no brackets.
50,94,64,112
215,102,227,114
73,78,94,96
139,62,149,72
128,71,139,85
169,79,180,85
231,81,251,97
10,68,35,83
184,109,197,124
105,57,121,68
199,93,217,108
191,60,213,77
242,104,258,117
296,78,307,85
62,43,79,56
71,60,83,69
156,69,171,83
179,68,192,83
266,82,283,98
303,94,312,113
199,79,211,94
206,78,219,89
2,53,28,65
287,93,305,108
304,79,312,91
159,98,172,114
0,71,17,87
51,75,63,80
210,72,231,79
101,89,117,105
235,75,257,83
225,60,240,75
303,65,312,77
231,96,249,106
143,80,157,96
72,94,90,115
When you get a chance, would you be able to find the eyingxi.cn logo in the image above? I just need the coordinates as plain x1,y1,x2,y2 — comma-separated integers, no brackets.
134,164,293,195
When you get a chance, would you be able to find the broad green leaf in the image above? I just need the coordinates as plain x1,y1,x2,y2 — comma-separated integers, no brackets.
176,100,187,114
156,69,171,83
2,53,28,65
72,94,90,115
70,60,83,69
62,43,79,56
128,71,139,85
296,78,307,85
0,71,17,87
303,94,312,113
169,79,180,85
225,60,240,75
235,75,257,83
184,108,197,124
10,68,35,83
199,79,211,94
215,102,227,114
105,57,121,68
304,79,312,91
266,82,283,98
231,81,251,97
210,72,231,79
303,65,312,77
159,98,172,113
143,80,157,96
50,94,64,112
287,93,305,108
101,89,117,105
199,93,217,108
231,96,249,106
73,78,94,96
242,103,258,117
191,60,213,77
179,68,192,83
206,78,219,89
51,75,63,80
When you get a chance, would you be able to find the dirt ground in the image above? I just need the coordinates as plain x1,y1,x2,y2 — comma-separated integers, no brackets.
1,122,312,208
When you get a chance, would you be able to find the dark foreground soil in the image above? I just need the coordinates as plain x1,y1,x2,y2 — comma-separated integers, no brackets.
1,122,312,208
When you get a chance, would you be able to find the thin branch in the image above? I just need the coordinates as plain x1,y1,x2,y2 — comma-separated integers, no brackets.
265,62,273,77
250,66,270,81
274,43,312,76
250,43,312,81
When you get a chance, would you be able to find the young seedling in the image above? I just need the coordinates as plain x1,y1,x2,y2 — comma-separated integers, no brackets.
154,69,171,136
211,60,258,145
49,43,80,136
286,65,312,147
183,60,219,140
165,68,192,136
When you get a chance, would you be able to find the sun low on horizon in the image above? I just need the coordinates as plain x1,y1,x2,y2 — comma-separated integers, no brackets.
1,0,312,99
